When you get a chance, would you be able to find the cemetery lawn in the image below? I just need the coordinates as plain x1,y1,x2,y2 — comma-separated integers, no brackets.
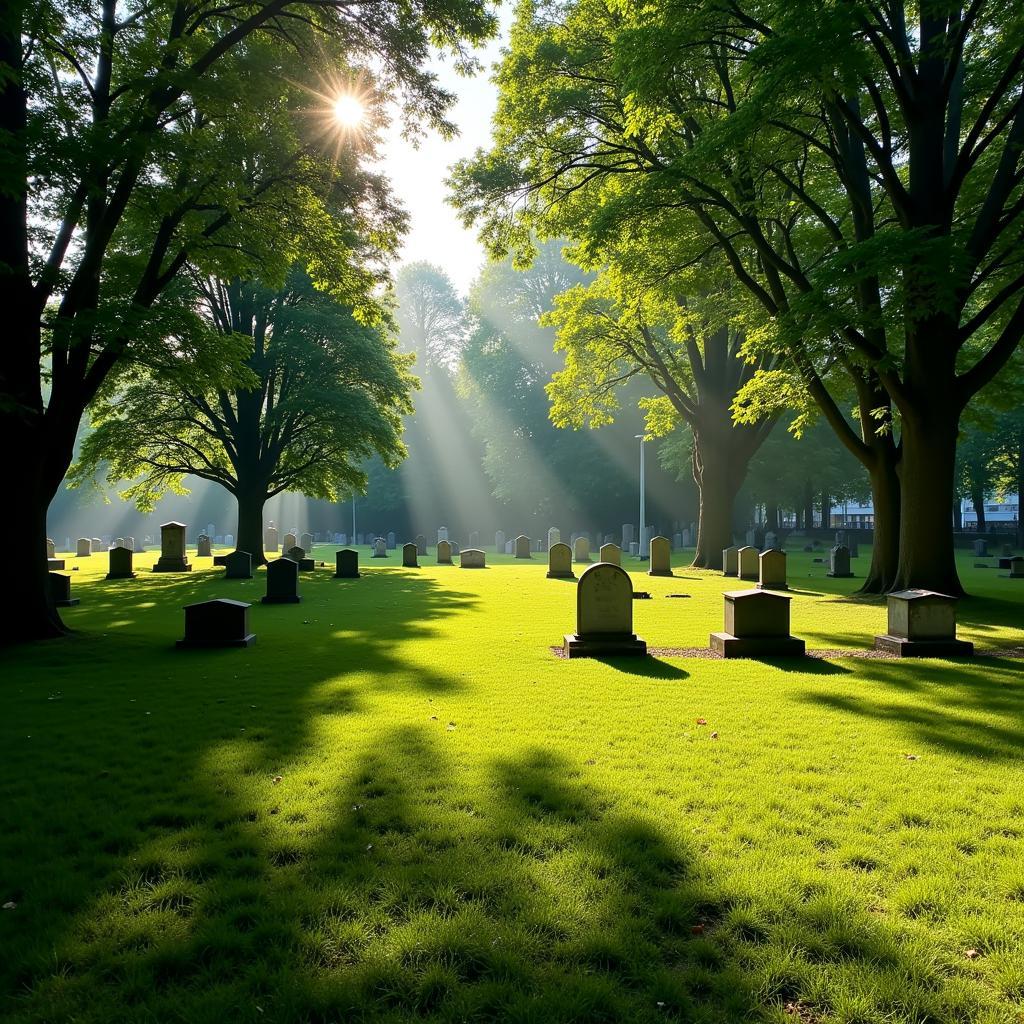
3,548,1024,1024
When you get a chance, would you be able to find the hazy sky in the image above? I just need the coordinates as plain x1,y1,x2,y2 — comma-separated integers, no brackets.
378,14,511,297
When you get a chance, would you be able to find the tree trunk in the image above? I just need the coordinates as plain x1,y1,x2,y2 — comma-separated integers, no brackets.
802,480,814,531
952,498,962,531
857,457,900,594
1016,435,1024,550
234,488,268,565
893,416,963,595
820,489,830,531
692,454,743,569
971,488,986,532
765,502,779,532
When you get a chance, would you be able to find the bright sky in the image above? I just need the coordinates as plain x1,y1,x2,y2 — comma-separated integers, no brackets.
378,13,511,297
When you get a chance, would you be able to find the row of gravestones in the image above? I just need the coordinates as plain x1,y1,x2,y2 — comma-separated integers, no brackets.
563,563,978,661
545,538,674,577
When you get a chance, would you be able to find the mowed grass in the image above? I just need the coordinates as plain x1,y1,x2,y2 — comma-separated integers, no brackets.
2,544,1024,1023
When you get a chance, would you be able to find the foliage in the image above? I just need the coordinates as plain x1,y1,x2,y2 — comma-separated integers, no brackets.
394,262,468,371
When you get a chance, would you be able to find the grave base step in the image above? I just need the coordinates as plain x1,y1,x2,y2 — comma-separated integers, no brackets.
710,631,805,658
176,633,255,648
873,634,974,657
563,633,647,659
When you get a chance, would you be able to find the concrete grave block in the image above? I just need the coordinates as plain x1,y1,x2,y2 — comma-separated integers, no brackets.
263,557,300,603
460,548,486,569
335,549,360,579
648,535,672,577
710,590,805,658
563,563,646,658
874,590,973,657
177,598,254,648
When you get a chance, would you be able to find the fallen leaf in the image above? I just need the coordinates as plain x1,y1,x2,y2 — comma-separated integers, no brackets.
272,775,283,784
904,754,919,761
965,948,980,959
710,732,719,740
696,718,707,726
690,923,705,935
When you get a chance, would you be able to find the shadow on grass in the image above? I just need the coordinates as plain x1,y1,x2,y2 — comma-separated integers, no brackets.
595,656,690,680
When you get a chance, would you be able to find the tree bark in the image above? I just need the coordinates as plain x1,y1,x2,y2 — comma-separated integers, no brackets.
234,486,268,565
691,453,743,569
858,457,900,594
970,488,986,532
820,489,830,531
952,498,962,531
802,480,814,531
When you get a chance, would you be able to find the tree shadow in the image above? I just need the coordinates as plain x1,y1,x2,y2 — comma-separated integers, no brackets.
593,656,690,680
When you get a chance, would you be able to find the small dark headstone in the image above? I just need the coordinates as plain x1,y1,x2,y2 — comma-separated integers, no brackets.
176,598,255,648
49,572,79,607
105,545,135,580
223,550,253,579
286,545,315,571
335,549,360,579
262,557,301,604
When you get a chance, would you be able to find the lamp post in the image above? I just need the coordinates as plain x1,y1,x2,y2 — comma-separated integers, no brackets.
635,434,648,559
352,495,356,542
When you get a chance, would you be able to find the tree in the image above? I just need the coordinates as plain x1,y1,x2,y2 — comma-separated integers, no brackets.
0,0,494,642
72,270,414,562
394,262,467,371
544,266,777,569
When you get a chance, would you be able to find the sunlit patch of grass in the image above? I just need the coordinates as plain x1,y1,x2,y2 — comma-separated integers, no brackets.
2,546,1022,1021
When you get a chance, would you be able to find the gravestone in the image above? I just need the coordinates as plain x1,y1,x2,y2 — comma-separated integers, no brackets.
438,527,448,543
757,549,787,590
301,532,314,553
1001,543,1013,557
745,529,757,547
76,538,91,557
451,541,460,556
224,534,234,548
563,563,646,658
848,539,860,558
737,545,759,581
764,531,778,550
493,530,503,552
674,532,683,550
284,532,298,552
262,558,300,603
206,523,216,540
372,538,387,558
265,526,278,553
573,536,591,563
973,539,988,557
469,531,480,548
197,534,212,557
92,537,102,549
153,521,191,572
874,590,973,657
402,543,418,568
357,533,365,546
505,540,514,554
460,548,486,569
1007,556,1024,579
286,545,315,571
49,572,79,607
648,536,672,577
710,590,805,658
722,546,739,577
47,558,65,570
535,538,543,553
548,527,560,550
437,540,453,564
416,534,427,555
106,545,135,580
629,542,639,556
622,524,635,548
335,549,360,579
827,545,854,578
515,534,532,559
599,543,621,566
46,538,55,559
547,542,575,579
834,531,847,548
177,598,255,648
387,532,396,550
127,537,135,551
223,550,252,579
215,535,223,545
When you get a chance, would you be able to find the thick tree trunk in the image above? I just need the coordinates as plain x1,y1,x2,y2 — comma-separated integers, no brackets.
234,488,268,565
971,488,986,532
857,458,900,594
820,489,831,531
893,416,963,595
765,502,779,532
1017,436,1024,550
952,498,962,531
692,455,743,569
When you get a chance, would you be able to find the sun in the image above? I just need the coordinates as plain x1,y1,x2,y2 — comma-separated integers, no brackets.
333,94,364,128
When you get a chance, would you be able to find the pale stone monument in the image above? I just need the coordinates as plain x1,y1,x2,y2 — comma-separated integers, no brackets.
265,526,278,553
573,536,591,563
106,545,135,580
372,538,387,558
973,539,988,557
764,531,778,550
223,550,252,579
648,536,672,577
737,545,759,581
757,549,787,590
437,527,448,543
263,557,300,603
599,542,621,566
49,572,80,607
412,534,425,555
283,532,297,551
629,542,639,556
402,543,418,568
76,538,91,557
622,524,635,548
153,521,191,572
387,532,396,550
197,534,212,557
563,563,646,658
1008,556,1024,578
224,534,234,548
460,548,486,569
46,538,56,559
722,546,739,577
514,535,532,559
547,542,575,579
827,545,854,578
469,530,480,548
301,532,314,553
547,527,560,550
493,530,503,551
177,598,255,648
437,540,453,564
335,549,360,579
874,590,973,657
710,590,805,658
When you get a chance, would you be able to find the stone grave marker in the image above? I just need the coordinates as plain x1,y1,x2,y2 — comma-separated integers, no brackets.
1007,556,1024,579
629,542,639,556
547,542,575,579
47,557,65,570
764,531,778,550
1000,543,1013,557
284,532,297,551
223,550,252,579
46,538,55,559
153,521,191,572
106,545,135,580
357,533,365,546
874,590,973,656
224,534,234,548
515,534,532,559
573,536,591,563
438,527,448,543
710,590,805,658
49,572,79,607
437,540,453,564
286,545,315,571
372,538,387,558
335,549,360,578
622,524,635,548
460,548,486,569
415,534,427,555
263,558,300,603
973,538,988,557
387,532,396,550
451,541,460,555
469,531,480,548
493,530,503,552
599,542,621,566
757,549,787,590
197,534,212,557
402,543,418,568
737,545,759,581
722,546,739,577
177,598,255,648
76,538,91,557
674,532,683,550
301,532,314,553
827,545,854,578
547,527,560,550
648,536,672,577
563,563,646,658
265,526,279,553
504,540,513,554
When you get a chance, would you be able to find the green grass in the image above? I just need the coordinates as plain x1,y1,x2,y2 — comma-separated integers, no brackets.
2,544,1024,1023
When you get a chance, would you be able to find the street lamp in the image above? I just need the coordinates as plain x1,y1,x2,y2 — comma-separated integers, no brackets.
635,434,648,559
352,495,356,541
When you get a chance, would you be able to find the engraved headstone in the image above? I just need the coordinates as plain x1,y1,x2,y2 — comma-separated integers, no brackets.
153,521,191,572
874,590,973,657
737,545,759,581
711,590,804,658
648,535,672,577
262,557,300,603
387,532,396,550
722,546,739,577
563,563,646,658
547,527,561,551
599,542,621,566
573,536,591,563
223,550,252,579
402,543,418,568
757,549,787,590
827,545,854,578
177,598,255,648
49,572,79,607
265,526,279,553
76,538,91,557
284,532,297,552
515,534,532,559
546,542,575,579
460,548,486,569
415,534,427,555
197,534,212,557
46,538,56,559
505,540,514,554
286,545,315,571
437,540,453,564
301,532,314,553
106,545,135,580
335,549,360,579
973,538,988,557
372,537,387,558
